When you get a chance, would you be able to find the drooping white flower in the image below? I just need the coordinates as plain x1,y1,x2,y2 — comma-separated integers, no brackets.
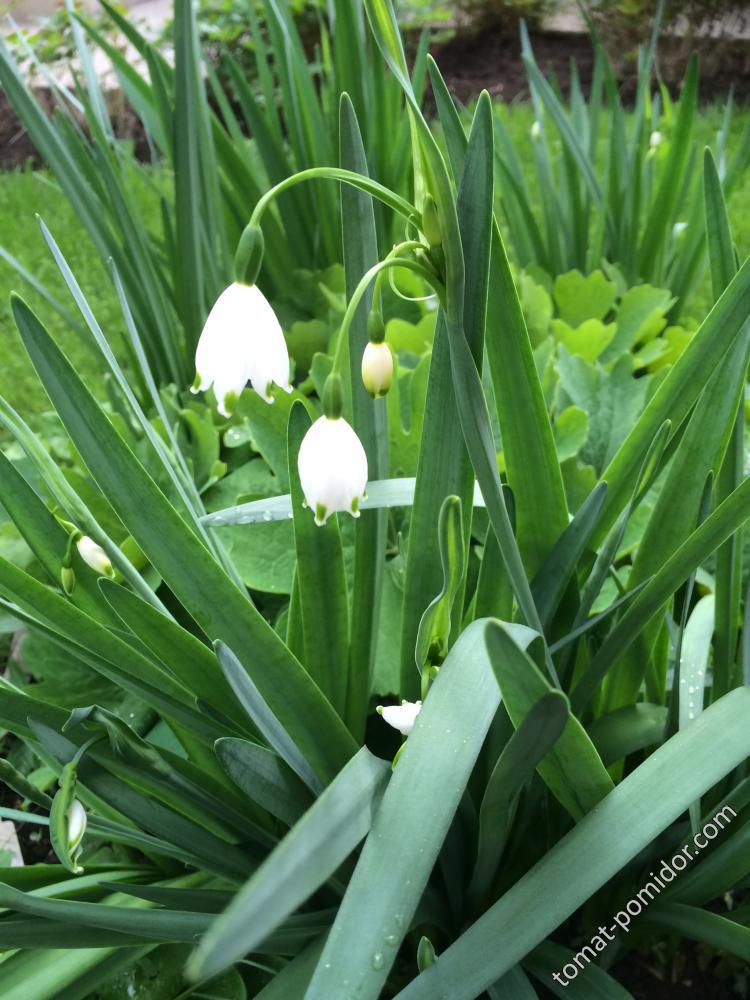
76,536,114,578
192,282,291,417
530,120,541,140
649,130,662,148
377,700,422,737
673,221,688,239
297,415,368,525
67,799,87,850
361,341,393,398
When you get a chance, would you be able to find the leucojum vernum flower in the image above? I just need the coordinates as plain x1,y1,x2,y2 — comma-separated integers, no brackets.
297,372,368,525
192,227,291,417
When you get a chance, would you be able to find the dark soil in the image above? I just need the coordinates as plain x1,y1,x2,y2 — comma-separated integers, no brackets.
0,730,55,865
2,24,749,172
613,947,746,999
429,25,750,106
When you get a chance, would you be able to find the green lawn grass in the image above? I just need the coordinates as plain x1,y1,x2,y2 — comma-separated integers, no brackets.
0,166,149,431
1,103,748,430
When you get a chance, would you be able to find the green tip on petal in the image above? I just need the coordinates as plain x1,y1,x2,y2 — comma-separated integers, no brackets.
314,502,328,526
350,496,360,517
222,390,239,416
191,372,202,392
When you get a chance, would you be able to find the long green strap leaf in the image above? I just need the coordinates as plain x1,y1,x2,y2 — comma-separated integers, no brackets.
304,619,533,999
394,686,750,999
11,295,356,785
188,747,389,980
287,402,350,718
339,91,388,738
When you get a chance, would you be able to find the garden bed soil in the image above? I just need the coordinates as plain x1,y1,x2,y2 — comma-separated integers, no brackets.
428,25,750,107
1,26,749,171
613,948,745,999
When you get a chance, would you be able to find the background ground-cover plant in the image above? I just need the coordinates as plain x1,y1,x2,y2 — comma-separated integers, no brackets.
2,2,750,999
487,6,750,318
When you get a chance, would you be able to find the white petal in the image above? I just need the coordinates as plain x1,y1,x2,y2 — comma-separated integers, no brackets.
297,416,368,523
194,283,291,414
378,701,422,736
76,536,112,576
67,799,87,848
361,341,393,397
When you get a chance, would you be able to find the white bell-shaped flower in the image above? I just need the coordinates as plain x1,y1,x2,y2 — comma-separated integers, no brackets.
377,700,422,737
297,415,368,526
76,536,114,578
361,341,393,398
192,282,291,417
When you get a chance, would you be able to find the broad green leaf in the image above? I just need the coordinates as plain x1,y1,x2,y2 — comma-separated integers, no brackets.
586,704,667,766
486,624,613,820
595,253,750,538
469,692,568,903
530,483,606,630
643,902,750,962
394,686,750,999
552,319,616,363
704,146,743,699
524,940,634,998
188,748,389,979
287,402,349,718
554,407,588,462
215,737,313,827
11,296,356,785
304,619,531,999
553,270,617,327
215,641,323,794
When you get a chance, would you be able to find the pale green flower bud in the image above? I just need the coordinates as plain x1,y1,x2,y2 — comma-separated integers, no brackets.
361,341,393,399
76,536,115,578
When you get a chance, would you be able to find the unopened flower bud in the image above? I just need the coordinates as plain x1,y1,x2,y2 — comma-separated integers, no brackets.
361,341,393,399
76,536,115,578
530,120,541,140
61,565,76,595
649,130,662,148
421,195,442,248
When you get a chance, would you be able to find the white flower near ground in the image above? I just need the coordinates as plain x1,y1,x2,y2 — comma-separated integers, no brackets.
297,416,368,525
76,536,114,577
649,130,663,148
377,700,422,737
67,799,87,851
530,120,541,140
361,341,393,398
192,282,291,417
